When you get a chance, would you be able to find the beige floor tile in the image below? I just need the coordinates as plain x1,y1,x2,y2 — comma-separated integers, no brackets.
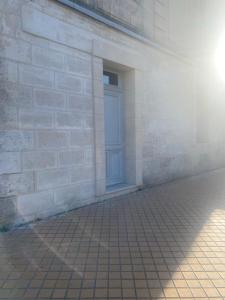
2,171,225,299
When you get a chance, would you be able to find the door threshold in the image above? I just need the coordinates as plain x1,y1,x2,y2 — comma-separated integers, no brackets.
106,183,134,193
97,184,138,202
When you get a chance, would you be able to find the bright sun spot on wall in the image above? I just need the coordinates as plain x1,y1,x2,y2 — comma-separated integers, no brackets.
215,32,225,81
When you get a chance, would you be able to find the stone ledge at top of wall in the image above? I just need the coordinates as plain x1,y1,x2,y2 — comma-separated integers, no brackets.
22,5,92,53
22,4,147,71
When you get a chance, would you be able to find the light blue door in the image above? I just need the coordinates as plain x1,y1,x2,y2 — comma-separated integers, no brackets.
104,90,124,187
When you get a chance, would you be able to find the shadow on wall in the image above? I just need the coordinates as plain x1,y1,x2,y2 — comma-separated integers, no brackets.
1,169,225,298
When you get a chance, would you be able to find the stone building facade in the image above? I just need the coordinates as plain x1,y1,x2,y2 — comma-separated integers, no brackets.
1,0,225,226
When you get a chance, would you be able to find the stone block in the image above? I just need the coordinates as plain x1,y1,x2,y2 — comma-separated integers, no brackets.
1,0,23,15
70,129,93,147
19,64,54,88
82,114,93,129
0,81,17,106
0,59,18,82
93,58,103,80
0,152,21,175
59,150,84,166
84,147,94,164
94,129,105,151
37,130,68,149
0,130,34,151
155,14,167,31
34,88,66,110
55,72,82,92
1,13,20,37
93,79,103,97
53,184,81,211
94,97,104,117
37,168,70,190
92,39,146,71
0,35,32,63
17,191,55,221
96,179,107,198
0,172,34,196
83,79,92,95
94,114,104,134
22,151,56,170
95,162,105,181
17,84,33,107
32,46,64,70
0,196,17,225
0,104,17,130
56,112,82,129
71,165,94,183
19,109,53,129
54,181,95,211
0,82,33,107
79,180,95,200
64,55,91,77
95,141,105,166
22,6,92,53
67,94,92,112
155,1,167,18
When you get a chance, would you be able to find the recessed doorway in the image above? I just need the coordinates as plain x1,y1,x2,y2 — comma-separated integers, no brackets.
104,70,125,188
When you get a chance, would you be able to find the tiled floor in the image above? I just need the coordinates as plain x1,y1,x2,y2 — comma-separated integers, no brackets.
1,169,225,299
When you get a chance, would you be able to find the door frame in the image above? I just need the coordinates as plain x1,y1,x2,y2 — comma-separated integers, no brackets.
92,57,144,198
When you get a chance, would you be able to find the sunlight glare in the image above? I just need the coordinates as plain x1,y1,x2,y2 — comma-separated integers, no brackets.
215,32,225,81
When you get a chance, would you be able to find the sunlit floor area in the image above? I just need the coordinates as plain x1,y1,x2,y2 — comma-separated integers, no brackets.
1,169,225,299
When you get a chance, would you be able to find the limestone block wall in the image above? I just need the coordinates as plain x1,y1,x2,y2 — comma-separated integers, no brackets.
142,58,195,185
0,0,95,226
142,57,225,186
0,0,225,227
73,0,204,53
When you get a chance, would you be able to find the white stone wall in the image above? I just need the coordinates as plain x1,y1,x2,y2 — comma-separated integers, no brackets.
0,0,96,225
142,58,195,185
1,0,225,226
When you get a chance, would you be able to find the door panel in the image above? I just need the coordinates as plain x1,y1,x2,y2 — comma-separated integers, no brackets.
106,149,123,186
105,94,121,145
104,90,124,187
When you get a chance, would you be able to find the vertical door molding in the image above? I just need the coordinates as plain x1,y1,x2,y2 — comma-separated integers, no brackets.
133,69,144,186
92,56,106,196
124,69,144,187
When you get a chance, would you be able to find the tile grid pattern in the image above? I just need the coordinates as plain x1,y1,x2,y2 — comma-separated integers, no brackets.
1,171,225,299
